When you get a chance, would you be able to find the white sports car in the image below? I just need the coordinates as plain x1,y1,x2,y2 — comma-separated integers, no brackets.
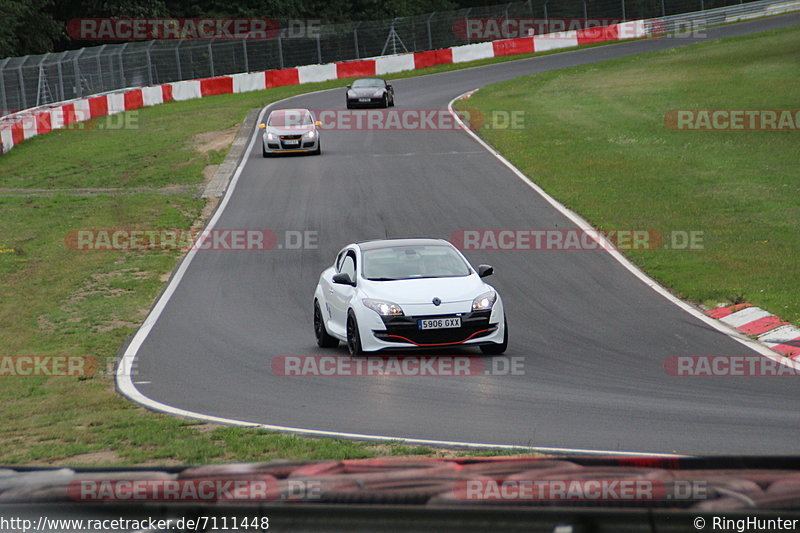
259,108,321,156
313,238,508,355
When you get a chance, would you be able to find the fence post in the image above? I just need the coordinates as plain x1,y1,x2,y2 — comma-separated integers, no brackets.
35,55,47,106
145,41,154,85
354,22,360,59
56,54,65,101
17,62,27,110
316,34,322,64
426,12,435,49
621,0,626,22
208,41,215,76
96,44,107,91
175,42,183,80
242,39,249,72
277,36,284,69
0,58,9,115
661,0,666,17
583,0,588,20
118,43,128,87
73,48,85,97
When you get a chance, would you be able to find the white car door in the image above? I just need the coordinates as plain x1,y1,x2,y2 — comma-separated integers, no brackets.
327,250,357,337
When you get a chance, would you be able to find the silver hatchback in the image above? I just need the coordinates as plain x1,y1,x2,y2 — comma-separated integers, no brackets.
259,108,321,156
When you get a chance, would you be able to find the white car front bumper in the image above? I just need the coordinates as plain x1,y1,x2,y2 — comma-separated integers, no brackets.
355,298,506,353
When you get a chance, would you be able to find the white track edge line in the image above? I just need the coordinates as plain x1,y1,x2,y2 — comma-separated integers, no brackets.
448,90,800,373
115,86,683,457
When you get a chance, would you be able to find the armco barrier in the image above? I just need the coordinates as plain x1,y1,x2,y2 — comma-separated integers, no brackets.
142,86,164,106
533,30,579,52
336,60,377,79
376,54,415,75
297,63,338,84
413,49,453,69
451,42,495,63
232,72,267,93
492,38,536,56
266,68,300,88
0,19,648,155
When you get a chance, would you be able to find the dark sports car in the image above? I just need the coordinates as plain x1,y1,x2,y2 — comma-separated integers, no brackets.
345,78,395,109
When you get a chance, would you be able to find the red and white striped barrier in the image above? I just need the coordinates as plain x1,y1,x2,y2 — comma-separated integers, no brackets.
708,304,800,358
0,20,648,154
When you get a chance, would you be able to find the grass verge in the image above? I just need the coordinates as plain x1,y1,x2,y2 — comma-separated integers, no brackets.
456,25,800,324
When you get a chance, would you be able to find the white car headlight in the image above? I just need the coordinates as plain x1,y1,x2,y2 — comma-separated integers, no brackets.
266,132,275,140
362,299,404,316
472,291,497,311
373,90,383,97
305,130,316,139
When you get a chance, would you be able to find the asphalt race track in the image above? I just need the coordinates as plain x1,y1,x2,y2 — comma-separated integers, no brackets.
121,14,800,455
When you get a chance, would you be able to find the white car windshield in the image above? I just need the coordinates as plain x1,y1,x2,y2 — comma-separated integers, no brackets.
268,112,313,127
362,245,471,280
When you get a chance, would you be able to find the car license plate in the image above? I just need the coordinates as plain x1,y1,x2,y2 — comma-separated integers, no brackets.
358,98,370,102
283,139,299,146
418,317,461,330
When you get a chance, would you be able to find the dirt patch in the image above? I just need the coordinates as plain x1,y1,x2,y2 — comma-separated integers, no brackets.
61,449,121,465
93,319,141,333
202,164,219,185
187,423,222,433
37,315,57,333
192,127,238,154
138,457,184,467
68,287,129,303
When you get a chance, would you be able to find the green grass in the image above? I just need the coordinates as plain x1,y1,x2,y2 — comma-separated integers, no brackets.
0,44,602,465
456,26,800,324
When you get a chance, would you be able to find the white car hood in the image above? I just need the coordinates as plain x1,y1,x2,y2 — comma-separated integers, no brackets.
360,275,488,305
267,126,314,136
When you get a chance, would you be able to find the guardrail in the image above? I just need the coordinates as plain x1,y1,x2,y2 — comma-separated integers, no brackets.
643,0,800,34
0,0,796,118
